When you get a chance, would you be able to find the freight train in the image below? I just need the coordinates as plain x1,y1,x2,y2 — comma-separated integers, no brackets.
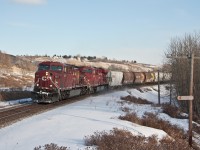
32,61,170,103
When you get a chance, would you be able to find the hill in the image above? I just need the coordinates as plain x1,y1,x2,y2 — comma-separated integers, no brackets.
0,51,36,89
0,51,158,89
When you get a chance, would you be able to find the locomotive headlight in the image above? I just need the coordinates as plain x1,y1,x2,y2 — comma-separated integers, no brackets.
46,72,49,76
50,85,52,87
37,84,39,86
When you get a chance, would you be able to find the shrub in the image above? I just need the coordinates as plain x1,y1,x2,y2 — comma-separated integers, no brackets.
161,103,185,119
119,112,187,140
119,112,142,125
121,95,153,104
85,128,192,150
143,112,187,139
34,143,69,150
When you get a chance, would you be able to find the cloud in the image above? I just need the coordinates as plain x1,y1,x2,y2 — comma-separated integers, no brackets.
12,0,47,5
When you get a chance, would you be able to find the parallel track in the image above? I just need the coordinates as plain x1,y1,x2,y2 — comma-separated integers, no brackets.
0,104,30,113
0,94,90,128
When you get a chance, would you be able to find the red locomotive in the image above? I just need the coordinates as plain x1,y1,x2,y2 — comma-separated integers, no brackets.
33,61,109,103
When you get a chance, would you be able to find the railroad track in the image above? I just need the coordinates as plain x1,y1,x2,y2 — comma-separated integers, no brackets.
0,103,38,128
0,84,164,129
0,94,91,129
0,104,30,113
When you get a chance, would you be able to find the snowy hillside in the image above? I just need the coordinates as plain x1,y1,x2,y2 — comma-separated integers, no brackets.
0,52,157,90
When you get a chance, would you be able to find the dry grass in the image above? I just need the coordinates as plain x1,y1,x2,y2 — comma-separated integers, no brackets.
0,75,33,88
119,112,187,139
161,103,185,118
85,128,192,150
34,143,70,150
121,95,200,134
85,100,198,149
161,104,200,135
121,95,153,104
120,95,200,149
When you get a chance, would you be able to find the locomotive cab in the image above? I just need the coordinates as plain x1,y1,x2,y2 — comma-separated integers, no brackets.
33,61,83,103
34,62,63,91
33,61,64,103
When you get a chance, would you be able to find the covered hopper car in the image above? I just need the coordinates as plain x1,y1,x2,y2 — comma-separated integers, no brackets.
134,72,145,84
107,71,123,87
122,72,134,85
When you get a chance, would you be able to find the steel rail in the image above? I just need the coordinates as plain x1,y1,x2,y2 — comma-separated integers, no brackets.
0,109,30,120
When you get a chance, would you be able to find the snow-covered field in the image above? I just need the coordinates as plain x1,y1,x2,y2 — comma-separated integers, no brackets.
0,85,191,150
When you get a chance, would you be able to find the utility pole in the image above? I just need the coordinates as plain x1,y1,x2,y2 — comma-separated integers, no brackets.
169,77,172,105
158,69,160,105
189,52,194,146
167,51,198,147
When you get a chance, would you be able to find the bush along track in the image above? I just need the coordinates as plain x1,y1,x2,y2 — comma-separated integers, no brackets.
84,95,200,149
84,128,193,150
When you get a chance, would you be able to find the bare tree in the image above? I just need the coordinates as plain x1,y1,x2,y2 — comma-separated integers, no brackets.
165,32,200,116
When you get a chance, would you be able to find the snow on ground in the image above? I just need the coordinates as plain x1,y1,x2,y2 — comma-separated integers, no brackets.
123,86,189,131
0,98,32,109
0,86,33,91
0,85,190,150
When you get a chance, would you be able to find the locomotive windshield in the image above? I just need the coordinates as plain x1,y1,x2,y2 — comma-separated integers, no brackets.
51,65,63,71
38,64,63,71
38,64,50,70
82,69,92,73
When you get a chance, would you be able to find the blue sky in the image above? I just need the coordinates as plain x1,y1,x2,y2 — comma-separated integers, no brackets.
0,0,200,64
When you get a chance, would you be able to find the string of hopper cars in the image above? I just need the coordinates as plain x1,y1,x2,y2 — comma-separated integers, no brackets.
32,61,170,103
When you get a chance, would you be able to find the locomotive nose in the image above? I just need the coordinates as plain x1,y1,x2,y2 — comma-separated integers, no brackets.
35,71,53,89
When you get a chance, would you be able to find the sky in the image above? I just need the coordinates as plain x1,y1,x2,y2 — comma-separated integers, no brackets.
0,0,200,65
0,85,191,149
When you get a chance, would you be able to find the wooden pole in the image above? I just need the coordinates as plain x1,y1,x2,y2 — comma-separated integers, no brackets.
170,78,172,105
158,70,160,105
189,52,194,146
167,52,198,146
